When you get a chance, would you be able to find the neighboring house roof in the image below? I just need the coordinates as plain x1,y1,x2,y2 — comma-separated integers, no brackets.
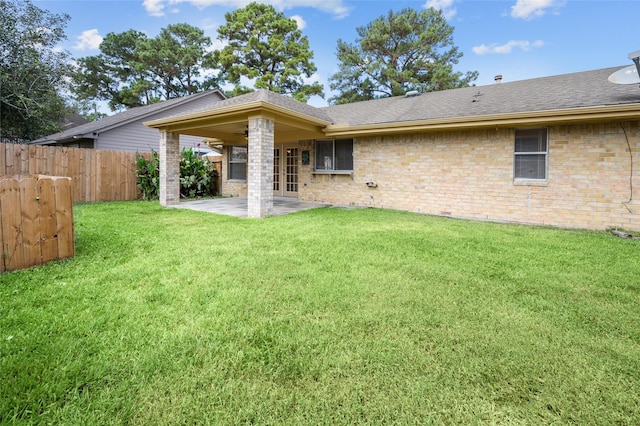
62,113,90,130
145,66,640,141
32,89,226,144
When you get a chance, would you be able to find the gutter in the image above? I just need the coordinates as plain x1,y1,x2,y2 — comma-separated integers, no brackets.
324,104,640,138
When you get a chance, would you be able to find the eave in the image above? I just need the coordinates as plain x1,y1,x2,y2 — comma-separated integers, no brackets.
324,104,640,138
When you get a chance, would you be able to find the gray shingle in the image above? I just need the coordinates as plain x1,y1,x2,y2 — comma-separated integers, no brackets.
321,67,640,126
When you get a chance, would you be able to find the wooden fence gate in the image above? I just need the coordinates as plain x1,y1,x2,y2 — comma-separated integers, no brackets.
0,175,74,272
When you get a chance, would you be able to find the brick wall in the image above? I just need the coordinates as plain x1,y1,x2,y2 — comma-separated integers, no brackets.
217,121,639,230
298,121,640,231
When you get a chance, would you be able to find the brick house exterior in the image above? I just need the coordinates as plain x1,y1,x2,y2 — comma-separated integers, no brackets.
146,67,640,230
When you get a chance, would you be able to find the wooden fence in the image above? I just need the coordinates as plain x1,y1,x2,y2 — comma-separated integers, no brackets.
0,175,75,272
1,143,142,202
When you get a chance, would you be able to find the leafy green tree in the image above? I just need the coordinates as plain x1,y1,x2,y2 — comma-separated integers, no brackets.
216,2,323,102
137,24,218,100
0,0,72,141
329,7,478,105
73,24,218,111
73,30,152,110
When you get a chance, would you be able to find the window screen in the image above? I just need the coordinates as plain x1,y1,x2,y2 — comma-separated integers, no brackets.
514,129,547,180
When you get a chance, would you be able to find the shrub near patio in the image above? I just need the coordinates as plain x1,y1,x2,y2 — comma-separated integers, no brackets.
1,202,639,424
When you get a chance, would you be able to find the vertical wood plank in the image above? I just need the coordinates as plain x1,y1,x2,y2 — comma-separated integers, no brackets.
47,145,57,176
19,177,42,268
5,144,15,175
37,178,59,264
67,147,79,202
90,149,98,202
78,147,87,203
0,177,4,272
53,177,75,259
0,142,6,175
0,177,24,271
18,144,29,174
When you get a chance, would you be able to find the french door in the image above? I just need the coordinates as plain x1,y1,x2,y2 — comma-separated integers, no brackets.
273,145,298,197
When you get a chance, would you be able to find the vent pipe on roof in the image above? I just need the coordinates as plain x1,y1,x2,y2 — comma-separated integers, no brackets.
494,75,503,84
405,90,420,98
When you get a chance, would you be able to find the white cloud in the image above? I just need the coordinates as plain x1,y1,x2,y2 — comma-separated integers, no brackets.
290,15,306,30
143,0,350,19
74,29,103,51
143,0,166,17
424,0,457,20
510,0,559,20
472,40,544,55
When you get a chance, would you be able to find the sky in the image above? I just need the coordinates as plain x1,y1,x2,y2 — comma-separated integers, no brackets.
35,0,640,110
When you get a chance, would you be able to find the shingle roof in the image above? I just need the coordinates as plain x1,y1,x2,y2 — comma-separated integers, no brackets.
158,89,334,123
32,89,225,143
321,67,640,126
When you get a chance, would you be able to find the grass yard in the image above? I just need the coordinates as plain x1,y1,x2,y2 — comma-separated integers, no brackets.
1,201,639,424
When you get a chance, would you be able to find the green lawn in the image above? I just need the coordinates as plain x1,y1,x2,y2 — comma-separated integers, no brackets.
1,201,639,424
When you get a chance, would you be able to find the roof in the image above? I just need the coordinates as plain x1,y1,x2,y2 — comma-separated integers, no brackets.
32,89,225,144
160,89,333,123
145,66,640,141
321,66,640,134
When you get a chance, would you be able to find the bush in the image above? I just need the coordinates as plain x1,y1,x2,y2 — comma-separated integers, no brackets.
135,148,218,200
135,150,159,200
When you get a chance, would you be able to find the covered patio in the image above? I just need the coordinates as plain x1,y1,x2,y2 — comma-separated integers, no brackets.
144,90,333,218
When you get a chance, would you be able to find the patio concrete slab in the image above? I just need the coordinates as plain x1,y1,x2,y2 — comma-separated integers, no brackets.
170,196,330,218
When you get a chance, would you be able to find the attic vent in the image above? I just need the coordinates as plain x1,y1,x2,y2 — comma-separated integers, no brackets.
494,74,503,83
404,90,420,98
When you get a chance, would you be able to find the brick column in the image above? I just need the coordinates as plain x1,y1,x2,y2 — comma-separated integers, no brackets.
247,116,274,218
159,130,180,206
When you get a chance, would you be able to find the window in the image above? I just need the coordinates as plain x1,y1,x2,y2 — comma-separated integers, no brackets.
315,139,353,172
514,128,547,180
228,145,247,180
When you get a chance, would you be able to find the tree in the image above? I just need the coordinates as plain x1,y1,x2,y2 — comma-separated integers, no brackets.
0,0,72,141
73,24,218,111
137,24,217,100
328,7,478,105
73,30,151,110
215,2,323,102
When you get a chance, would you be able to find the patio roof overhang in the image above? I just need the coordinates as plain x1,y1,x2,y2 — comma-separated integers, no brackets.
144,99,331,144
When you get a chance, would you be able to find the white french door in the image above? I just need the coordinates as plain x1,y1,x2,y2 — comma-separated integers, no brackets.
273,145,298,197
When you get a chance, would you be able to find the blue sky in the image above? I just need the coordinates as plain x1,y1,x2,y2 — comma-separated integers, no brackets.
37,0,640,109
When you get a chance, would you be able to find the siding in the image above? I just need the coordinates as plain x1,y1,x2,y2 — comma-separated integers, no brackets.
96,93,225,152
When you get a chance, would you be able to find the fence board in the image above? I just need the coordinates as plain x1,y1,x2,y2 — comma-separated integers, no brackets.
53,177,74,259
0,178,23,271
37,178,59,264
19,178,42,268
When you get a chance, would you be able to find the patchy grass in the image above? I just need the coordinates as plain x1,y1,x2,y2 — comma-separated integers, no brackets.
1,201,639,424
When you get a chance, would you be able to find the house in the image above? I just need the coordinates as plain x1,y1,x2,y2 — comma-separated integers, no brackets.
32,89,226,155
144,66,640,231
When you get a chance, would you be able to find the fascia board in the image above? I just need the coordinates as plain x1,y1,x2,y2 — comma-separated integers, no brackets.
324,104,640,138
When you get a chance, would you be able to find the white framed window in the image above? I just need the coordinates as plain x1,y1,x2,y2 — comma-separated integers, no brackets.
315,139,353,172
228,145,247,180
514,128,547,180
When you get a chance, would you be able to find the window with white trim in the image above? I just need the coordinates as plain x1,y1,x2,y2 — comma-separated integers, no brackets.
228,145,247,180
315,139,353,172
514,128,547,180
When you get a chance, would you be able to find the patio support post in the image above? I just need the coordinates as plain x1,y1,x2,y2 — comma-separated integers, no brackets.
159,130,180,206
247,115,274,218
